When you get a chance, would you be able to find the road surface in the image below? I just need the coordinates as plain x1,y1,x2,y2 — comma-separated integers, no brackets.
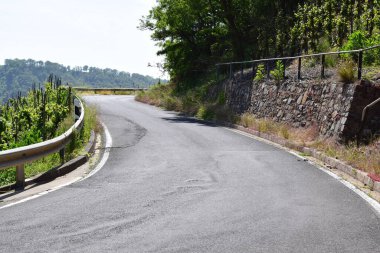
0,95,379,252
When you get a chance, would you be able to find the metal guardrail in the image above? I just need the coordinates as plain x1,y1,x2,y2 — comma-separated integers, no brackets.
0,97,84,188
74,87,147,93
216,44,380,81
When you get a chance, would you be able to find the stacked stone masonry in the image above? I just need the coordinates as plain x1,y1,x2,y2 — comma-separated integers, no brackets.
219,72,380,141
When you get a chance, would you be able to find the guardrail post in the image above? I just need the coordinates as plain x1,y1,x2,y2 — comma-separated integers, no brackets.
358,50,363,80
297,57,302,80
266,61,270,79
59,148,65,164
282,59,286,79
216,65,219,83
74,98,81,122
321,55,325,78
252,63,256,79
15,164,25,189
240,63,243,76
229,64,232,79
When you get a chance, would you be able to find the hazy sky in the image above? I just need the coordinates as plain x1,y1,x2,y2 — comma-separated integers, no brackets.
0,0,165,78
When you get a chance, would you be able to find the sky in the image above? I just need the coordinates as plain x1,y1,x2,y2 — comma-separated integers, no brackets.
0,0,166,78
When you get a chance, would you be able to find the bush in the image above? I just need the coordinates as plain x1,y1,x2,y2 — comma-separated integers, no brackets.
342,30,367,51
196,105,215,120
162,96,182,111
270,60,285,83
338,60,356,84
342,30,380,65
254,64,266,82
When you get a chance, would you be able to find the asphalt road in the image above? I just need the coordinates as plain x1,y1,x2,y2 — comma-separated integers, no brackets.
0,95,379,252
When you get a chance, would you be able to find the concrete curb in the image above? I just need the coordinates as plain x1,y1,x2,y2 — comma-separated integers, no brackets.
0,130,97,192
222,122,380,194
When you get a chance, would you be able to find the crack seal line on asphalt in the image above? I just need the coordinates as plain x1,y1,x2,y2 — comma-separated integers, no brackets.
0,121,112,210
226,127,380,215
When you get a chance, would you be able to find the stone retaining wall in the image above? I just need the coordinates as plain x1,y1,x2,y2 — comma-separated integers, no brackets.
218,73,380,141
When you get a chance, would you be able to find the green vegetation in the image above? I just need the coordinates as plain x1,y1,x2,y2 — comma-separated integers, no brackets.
136,82,236,123
0,76,98,187
270,60,285,83
254,64,266,82
141,0,380,90
0,75,72,151
342,30,380,65
0,59,165,103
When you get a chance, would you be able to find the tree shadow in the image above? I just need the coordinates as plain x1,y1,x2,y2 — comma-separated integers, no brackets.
161,116,217,127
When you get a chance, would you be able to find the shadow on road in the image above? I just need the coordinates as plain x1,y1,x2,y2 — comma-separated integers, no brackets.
161,115,217,127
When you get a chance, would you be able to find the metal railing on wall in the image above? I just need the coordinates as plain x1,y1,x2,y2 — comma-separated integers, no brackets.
0,97,84,188
215,44,380,82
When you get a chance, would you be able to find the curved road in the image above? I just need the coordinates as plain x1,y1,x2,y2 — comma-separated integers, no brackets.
0,95,379,252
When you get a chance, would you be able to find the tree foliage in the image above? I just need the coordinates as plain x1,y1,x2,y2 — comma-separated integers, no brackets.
142,0,380,88
291,0,380,53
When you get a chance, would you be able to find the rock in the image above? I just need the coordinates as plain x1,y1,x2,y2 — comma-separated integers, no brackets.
301,92,308,104
297,95,303,104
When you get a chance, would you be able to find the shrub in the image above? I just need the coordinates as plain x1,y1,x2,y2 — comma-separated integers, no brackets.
342,30,380,65
342,30,367,52
254,64,266,82
270,60,285,83
338,60,356,84
162,96,182,111
196,105,215,120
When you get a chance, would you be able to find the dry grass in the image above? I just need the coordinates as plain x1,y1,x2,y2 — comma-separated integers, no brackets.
338,60,356,84
238,113,291,139
312,139,380,175
237,114,379,175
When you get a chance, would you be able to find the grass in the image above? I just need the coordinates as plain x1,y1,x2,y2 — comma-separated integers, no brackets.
338,60,356,84
0,101,98,187
136,83,380,176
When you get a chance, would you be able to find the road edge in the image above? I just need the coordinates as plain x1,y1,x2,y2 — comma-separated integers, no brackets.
226,127,380,215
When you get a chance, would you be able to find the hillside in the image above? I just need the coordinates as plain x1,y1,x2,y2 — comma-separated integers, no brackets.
0,59,165,103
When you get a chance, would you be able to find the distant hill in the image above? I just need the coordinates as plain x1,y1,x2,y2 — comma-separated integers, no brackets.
0,59,166,103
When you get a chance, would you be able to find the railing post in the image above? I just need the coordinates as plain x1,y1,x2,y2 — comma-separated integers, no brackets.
297,57,302,80
229,64,232,79
216,65,219,83
15,164,25,189
252,63,256,79
241,63,243,76
358,50,363,80
282,59,286,79
59,148,65,164
266,61,270,79
321,55,325,78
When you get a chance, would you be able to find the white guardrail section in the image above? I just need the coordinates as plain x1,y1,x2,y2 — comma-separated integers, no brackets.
0,97,84,188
